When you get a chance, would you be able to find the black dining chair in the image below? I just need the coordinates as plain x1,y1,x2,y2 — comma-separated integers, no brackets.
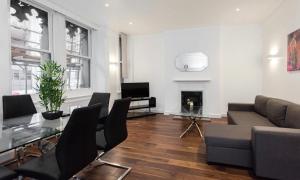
2,95,37,120
0,166,17,180
15,103,102,180
88,92,110,130
95,98,131,180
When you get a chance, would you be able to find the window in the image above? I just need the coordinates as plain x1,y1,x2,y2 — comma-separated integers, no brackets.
10,0,50,95
65,21,91,90
9,1,92,94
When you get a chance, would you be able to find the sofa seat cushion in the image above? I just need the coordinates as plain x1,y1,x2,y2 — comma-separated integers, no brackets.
266,99,290,127
285,104,300,129
228,111,276,127
204,124,252,150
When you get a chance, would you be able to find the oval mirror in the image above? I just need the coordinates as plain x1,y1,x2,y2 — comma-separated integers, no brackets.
175,52,208,72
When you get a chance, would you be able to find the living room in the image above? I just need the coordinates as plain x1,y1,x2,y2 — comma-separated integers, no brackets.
0,0,299,179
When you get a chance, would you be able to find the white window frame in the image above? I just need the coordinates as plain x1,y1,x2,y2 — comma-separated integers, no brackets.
65,18,92,90
10,0,53,56
9,0,53,94
9,0,95,95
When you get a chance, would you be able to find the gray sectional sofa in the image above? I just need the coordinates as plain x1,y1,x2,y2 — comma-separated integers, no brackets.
204,95,300,180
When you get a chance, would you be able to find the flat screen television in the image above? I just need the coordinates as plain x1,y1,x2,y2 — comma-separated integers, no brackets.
121,82,149,98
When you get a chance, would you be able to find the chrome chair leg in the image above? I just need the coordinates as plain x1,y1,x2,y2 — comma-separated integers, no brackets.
16,147,25,166
98,159,132,180
72,175,82,180
95,152,132,180
97,151,105,158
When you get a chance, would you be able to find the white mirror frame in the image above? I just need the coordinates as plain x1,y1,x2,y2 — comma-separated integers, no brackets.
175,52,208,72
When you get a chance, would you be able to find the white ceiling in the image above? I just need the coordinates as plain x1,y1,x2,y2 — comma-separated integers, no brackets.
47,0,284,35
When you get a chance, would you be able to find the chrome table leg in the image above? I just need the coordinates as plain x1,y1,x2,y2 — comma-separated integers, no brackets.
195,122,203,138
180,122,194,138
180,116,205,138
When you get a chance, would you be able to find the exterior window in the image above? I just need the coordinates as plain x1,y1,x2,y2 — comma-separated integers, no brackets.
65,21,91,90
10,0,50,94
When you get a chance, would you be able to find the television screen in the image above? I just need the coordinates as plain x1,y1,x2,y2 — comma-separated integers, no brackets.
121,82,149,98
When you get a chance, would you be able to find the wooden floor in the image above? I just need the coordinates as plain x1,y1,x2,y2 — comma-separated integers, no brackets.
82,114,262,180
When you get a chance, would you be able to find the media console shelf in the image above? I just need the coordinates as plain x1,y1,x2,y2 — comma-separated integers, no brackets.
127,97,157,119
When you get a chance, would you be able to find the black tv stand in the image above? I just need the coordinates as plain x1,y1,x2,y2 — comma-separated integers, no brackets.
127,97,157,119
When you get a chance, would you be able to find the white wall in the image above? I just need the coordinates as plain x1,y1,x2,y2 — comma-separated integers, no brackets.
163,27,221,117
91,28,110,93
107,31,122,107
262,0,300,103
220,25,262,114
128,25,263,117
0,0,12,117
127,34,165,112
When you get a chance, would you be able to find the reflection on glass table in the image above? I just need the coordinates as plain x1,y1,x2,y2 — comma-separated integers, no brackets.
0,113,70,154
173,106,210,138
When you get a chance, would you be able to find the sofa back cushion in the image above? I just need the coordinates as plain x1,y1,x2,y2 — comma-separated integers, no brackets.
285,104,300,129
266,99,290,126
254,95,270,117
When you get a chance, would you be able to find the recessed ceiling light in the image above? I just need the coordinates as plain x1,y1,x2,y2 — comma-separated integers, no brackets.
236,8,241,12
129,22,133,25
105,3,110,7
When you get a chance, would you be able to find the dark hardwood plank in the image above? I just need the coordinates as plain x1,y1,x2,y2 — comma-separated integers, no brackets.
85,114,262,180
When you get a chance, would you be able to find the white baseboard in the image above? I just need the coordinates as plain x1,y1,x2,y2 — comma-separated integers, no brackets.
206,114,222,119
221,113,227,118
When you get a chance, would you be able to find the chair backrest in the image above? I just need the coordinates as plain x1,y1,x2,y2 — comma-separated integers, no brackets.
88,93,110,119
2,95,37,120
103,98,131,151
55,103,102,180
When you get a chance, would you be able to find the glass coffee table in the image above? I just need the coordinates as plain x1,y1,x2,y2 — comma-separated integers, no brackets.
173,106,210,138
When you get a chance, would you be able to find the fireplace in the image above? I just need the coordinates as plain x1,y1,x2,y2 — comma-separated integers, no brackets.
181,91,203,113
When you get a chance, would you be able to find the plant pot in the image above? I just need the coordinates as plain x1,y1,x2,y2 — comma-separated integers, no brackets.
42,111,63,120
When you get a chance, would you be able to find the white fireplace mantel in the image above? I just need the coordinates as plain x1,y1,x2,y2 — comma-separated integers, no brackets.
173,78,211,82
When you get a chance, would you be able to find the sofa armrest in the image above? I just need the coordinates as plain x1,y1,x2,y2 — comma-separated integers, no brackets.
252,126,300,179
228,103,254,111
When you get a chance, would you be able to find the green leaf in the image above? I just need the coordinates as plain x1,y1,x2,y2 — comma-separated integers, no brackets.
35,60,65,112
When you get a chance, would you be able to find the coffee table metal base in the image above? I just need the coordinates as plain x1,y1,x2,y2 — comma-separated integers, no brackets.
180,117,203,138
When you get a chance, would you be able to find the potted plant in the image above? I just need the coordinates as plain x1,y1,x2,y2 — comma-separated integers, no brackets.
36,60,65,120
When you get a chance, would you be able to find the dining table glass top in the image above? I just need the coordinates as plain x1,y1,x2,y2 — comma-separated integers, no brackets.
0,112,70,154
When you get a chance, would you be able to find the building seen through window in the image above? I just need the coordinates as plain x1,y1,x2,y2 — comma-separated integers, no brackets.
65,21,90,90
10,0,49,94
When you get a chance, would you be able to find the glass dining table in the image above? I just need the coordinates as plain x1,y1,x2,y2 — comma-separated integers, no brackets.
0,111,72,155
